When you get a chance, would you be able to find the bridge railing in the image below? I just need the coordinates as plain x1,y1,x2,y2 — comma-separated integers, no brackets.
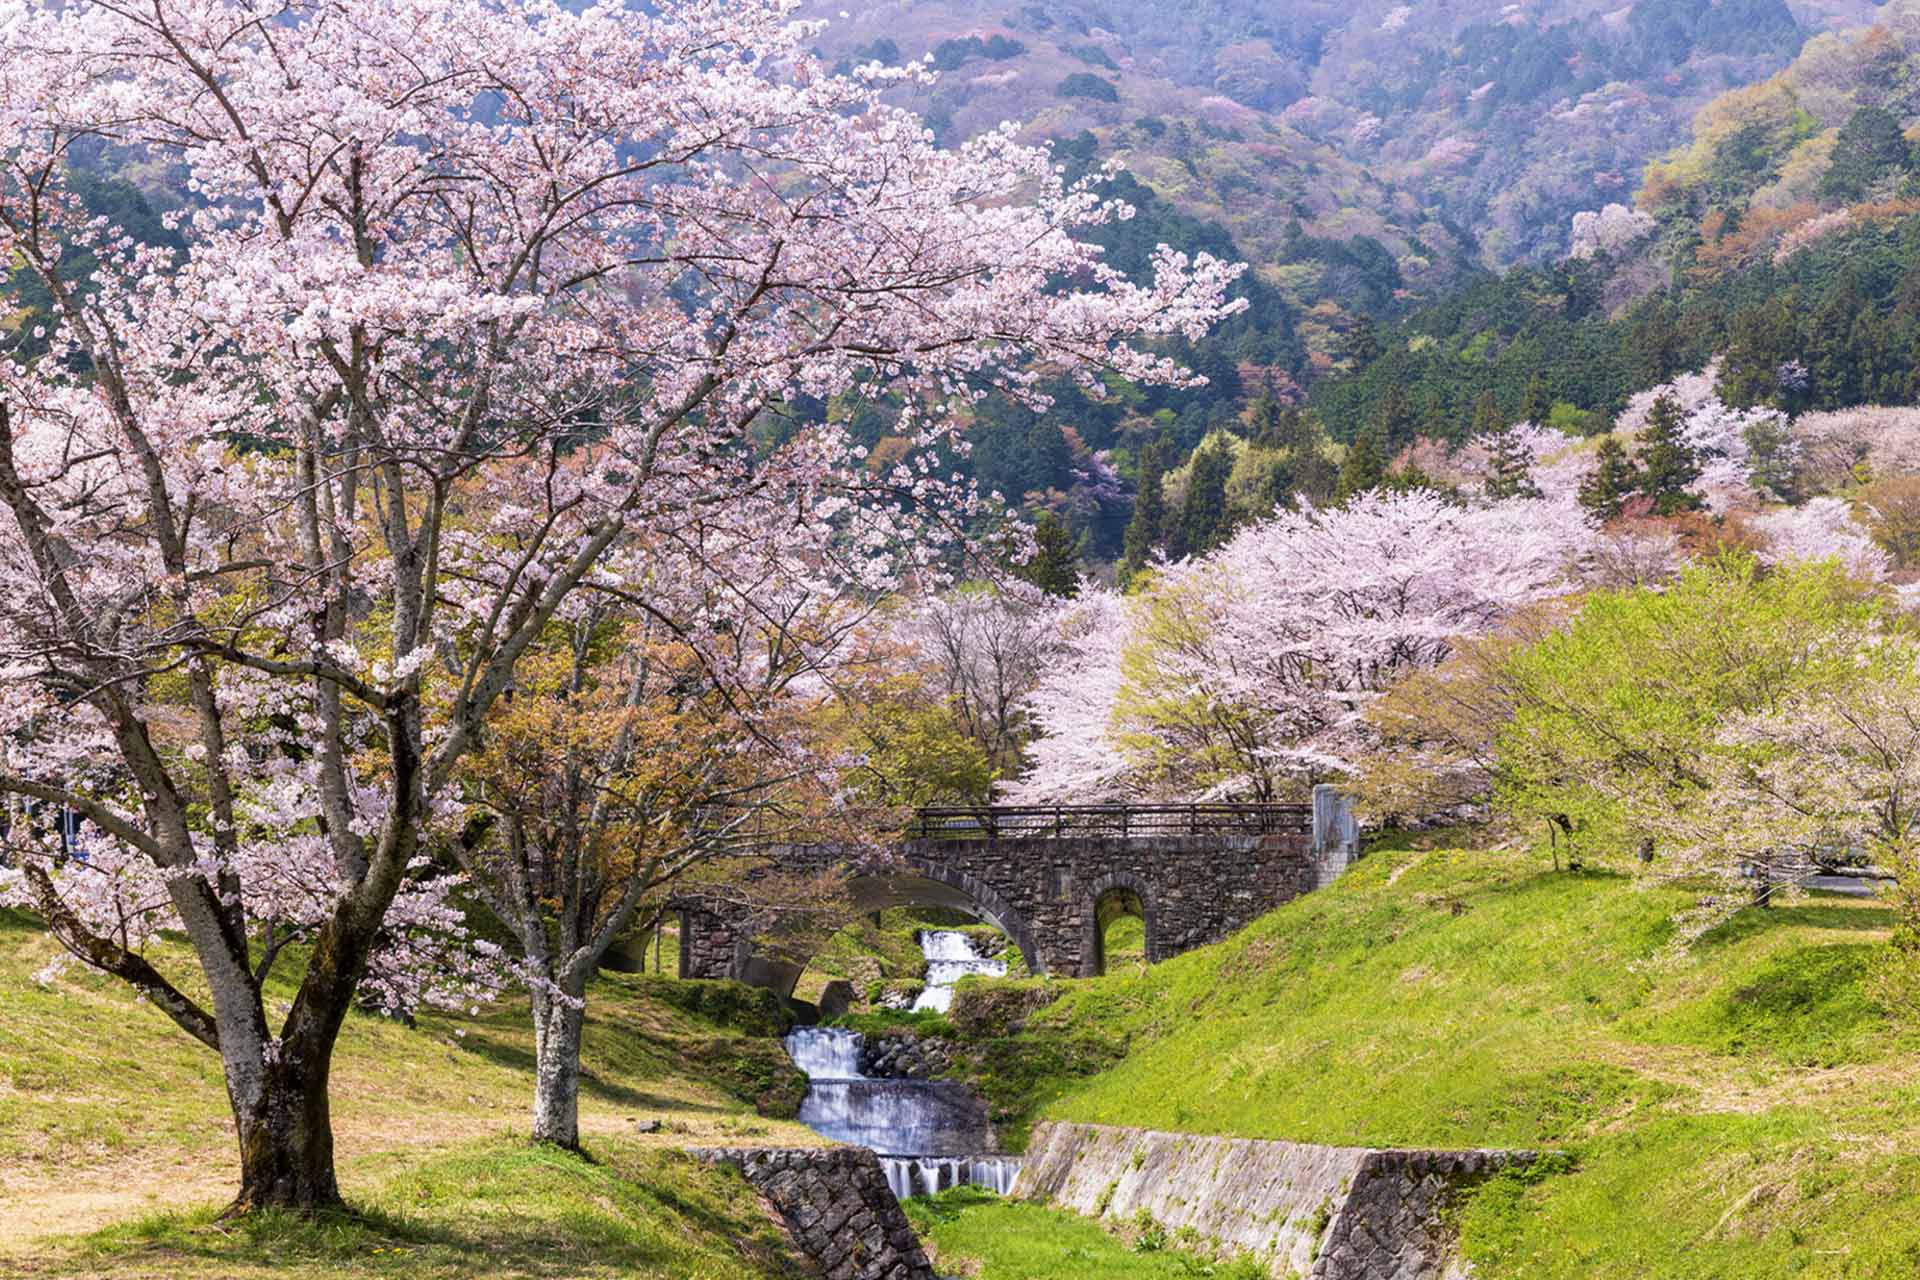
906,803,1311,841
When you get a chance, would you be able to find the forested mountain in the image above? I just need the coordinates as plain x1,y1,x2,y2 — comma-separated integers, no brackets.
810,0,1878,272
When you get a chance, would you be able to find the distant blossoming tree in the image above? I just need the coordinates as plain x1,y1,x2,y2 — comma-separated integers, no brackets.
0,0,1238,1211
1015,491,1593,801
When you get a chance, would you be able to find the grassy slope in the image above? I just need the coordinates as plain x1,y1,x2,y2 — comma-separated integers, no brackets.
906,1186,1266,1280
952,836,1920,1279
0,907,820,1274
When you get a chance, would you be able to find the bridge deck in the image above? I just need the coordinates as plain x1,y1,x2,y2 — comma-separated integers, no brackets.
906,803,1311,842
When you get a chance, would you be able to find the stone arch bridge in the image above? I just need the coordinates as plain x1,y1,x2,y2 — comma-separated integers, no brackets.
675,791,1361,993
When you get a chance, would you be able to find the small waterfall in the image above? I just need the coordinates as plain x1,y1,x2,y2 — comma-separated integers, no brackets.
911,931,1006,1014
881,1155,1024,1202
786,1026,866,1079
782,929,1021,1201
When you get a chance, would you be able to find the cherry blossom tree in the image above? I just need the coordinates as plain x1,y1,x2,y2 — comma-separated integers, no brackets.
0,0,1238,1212
1015,491,1593,801
1753,497,1892,582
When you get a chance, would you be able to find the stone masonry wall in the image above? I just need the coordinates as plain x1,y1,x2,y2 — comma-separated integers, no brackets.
692,1147,937,1280
677,823,1318,985
1017,1122,1532,1280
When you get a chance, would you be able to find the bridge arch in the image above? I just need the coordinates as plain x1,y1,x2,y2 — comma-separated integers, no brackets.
841,856,1044,980
1084,871,1156,977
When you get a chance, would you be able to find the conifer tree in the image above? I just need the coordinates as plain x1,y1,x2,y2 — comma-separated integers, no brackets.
1170,441,1236,560
1578,434,1641,521
1016,511,1081,597
1522,371,1553,426
1373,381,1418,450
1719,296,1797,409
1636,392,1703,515
1346,319,1383,368
1420,389,1453,442
1486,425,1540,500
1247,393,1282,447
1121,441,1171,584
1335,424,1388,506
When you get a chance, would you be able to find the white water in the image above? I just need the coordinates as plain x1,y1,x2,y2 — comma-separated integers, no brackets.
911,931,1006,1013
785,1026,866,1079
783,930,1020,1202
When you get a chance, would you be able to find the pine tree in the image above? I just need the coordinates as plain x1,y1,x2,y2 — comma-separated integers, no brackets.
1247,393,1282,447
1015,510,1081,597
1120,441,1171,585
1485,423,1539,500
1805,276,1866,410
1578,434,1640,521
1420,390,1452,442
1172,441,1236,559
1372,382,1417,451
1636,392,1703,515
1345,319,1382,369
1469,389,1504,440
1334,425,1387,506
1719,296,1796,409
1521,371,1553,427
1626,299,1686,389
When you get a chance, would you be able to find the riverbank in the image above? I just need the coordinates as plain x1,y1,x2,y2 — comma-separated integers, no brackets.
915,834,1920,1278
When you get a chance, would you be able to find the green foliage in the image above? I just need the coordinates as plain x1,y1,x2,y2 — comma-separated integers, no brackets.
1821,106,1912,203
1168,439,1235,559
1333,425,1387,505
1577,435,1639,521
1493,557,1887,855
1121,441,1172,586
1015,511,1082,598
1058,73,1120,104
1634,391,1703,515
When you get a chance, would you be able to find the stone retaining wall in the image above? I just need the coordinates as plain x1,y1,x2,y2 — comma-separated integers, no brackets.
1017,1122,1532,1280
692,1147,937,1280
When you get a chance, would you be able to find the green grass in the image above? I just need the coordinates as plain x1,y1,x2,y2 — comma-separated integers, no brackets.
904,1188,1267,1280
15,1140,807,1279
0,906,822,1259
930,837,1920,1278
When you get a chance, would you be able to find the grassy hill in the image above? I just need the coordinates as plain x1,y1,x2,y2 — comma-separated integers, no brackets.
0,908,818,1277
933,834,1920,1278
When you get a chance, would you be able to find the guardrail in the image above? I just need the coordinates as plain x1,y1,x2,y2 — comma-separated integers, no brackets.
905,803,1311,841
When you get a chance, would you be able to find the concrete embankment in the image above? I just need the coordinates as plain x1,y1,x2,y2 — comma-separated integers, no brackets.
1017,1121,1533,1279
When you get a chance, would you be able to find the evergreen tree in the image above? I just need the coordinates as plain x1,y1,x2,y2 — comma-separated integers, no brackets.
1247,393,1282,447
1719,295,1796,409
1120,441,1170,585
1345,319,1383,368
1469,389,1505,440
1420,389,1453,442
1171,441,1236,559
1485,421,1539,500
1371,381,1418,451
1020,419,1074,497
1636,392,1703,515
1334,424,1388,506
1743,414,1799,503
1521,371,1553,426
1626,299,1687,389
1015,510,1081,597
1820,105,1911,202
1805,275,1866,410
1578,434,1640,521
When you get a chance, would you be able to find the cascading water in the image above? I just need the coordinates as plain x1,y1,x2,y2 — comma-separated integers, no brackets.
785,930,1021,1201
911,931,1008,1013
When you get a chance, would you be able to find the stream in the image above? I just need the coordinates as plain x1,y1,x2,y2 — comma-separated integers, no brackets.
786,930,1021,1202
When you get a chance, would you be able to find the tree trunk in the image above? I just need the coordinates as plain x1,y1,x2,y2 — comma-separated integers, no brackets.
531,988,588,1150
227,1052,343,1214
